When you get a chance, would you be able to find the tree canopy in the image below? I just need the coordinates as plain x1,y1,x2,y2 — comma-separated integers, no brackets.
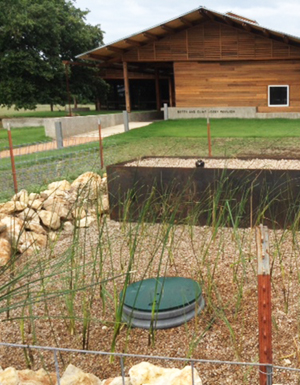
0,0,109,109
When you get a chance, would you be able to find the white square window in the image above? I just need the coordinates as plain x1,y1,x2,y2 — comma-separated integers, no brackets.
268,85,289,107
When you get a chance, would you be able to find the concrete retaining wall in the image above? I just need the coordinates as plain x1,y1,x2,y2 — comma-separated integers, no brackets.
44,114,123,139
43,111,162,139
167,107,300,120
2,118,45,129
256,112,300,119
168,107,257,119
2,110,162,139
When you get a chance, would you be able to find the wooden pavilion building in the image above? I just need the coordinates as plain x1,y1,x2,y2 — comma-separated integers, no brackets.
77,6,300,117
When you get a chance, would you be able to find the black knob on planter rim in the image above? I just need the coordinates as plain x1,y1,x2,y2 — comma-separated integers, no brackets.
195,160,205,168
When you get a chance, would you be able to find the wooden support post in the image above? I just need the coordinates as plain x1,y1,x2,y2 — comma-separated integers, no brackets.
123,62,131,113
207,112,212,157
7,124,18,194
155,68,161,111
256,225,273,385
98,119,104,169
64,64,72,117
168,77,174,107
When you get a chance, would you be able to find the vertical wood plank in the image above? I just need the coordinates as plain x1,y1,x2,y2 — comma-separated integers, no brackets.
169,77,174,107
155,68,161,111
123,61,131,113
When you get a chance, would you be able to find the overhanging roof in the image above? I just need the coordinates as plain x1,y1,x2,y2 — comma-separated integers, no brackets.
76,6,300,63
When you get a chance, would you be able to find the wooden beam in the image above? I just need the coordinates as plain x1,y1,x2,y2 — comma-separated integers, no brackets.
106,46,124,54
155,68,161,111
283,35,290,44
143,32,159,41
125,38,142,47
62,60,104,69
199,9,215,21
242,22,252,32
88,53,110,61
221,15,233,25
123,62,131,113
179,17,193,27
263,29,270,38
161,25,176,34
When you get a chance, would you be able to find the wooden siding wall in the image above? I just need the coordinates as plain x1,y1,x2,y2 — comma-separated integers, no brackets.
174,60,300,110
123,22,300,62
100,68,159,79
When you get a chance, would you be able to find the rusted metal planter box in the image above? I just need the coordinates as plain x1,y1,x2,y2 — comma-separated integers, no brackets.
106,157,300,228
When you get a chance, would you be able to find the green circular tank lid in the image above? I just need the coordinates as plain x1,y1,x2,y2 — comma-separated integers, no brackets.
121,277,202,312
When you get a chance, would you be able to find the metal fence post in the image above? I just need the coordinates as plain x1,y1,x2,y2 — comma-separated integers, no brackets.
256,225,273,385
163,103,168,120
55,121,64,149
191,361,195,385
53,349,61,385
98,118,104,169
123,111,129,132
120,356,126,385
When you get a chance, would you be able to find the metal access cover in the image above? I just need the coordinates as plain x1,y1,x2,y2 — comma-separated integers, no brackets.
120,277,205,329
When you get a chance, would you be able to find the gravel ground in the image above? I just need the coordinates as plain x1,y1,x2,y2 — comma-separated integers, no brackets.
125,157,300,170
1,217,300,384
1,157,300,383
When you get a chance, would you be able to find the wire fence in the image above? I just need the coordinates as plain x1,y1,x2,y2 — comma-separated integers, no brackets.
1,342,300,384
0,147,102,201
0,136,100,159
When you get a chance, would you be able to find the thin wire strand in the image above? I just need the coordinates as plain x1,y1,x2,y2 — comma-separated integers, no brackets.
0,342,297,373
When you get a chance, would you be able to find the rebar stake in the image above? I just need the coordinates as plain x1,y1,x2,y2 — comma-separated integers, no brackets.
256,224,273,385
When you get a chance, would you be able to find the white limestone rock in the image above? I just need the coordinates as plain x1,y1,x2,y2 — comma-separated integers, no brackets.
61,364,102,385
99,195,109,214
0,238,11,266
48,180,71,191
28,199,44,211
0,221,7,233
38,210,61,230
17,208,39,222
76,216,95,228
24,221,47,235
102,378,131,385
40,189,67,199
0,216,24,243
0,367,19,385
12,189,29,205
28,193,40,201
71,172,102,200
0,201,27,215
72,207,86,220
18,368,57,385
63,221,75,233
129,362,202,385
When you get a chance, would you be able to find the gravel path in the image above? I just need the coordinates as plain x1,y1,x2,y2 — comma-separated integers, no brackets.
125,157,300,170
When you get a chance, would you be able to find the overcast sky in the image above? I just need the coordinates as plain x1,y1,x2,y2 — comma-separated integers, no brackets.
75,0,300,45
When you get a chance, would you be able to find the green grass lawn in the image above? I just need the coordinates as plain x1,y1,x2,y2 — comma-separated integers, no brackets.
1,118,300,201
123,118,300,138
0,126,52,150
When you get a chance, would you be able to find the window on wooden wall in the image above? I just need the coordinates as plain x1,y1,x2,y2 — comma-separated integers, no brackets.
268,85,289,107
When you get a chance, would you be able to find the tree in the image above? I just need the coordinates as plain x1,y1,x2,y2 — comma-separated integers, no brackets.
0,0,108,110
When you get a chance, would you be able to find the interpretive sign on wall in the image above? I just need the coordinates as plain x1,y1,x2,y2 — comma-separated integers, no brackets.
168,107,257,119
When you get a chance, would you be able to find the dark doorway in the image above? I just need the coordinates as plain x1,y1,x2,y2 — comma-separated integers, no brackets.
105,79,169,110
